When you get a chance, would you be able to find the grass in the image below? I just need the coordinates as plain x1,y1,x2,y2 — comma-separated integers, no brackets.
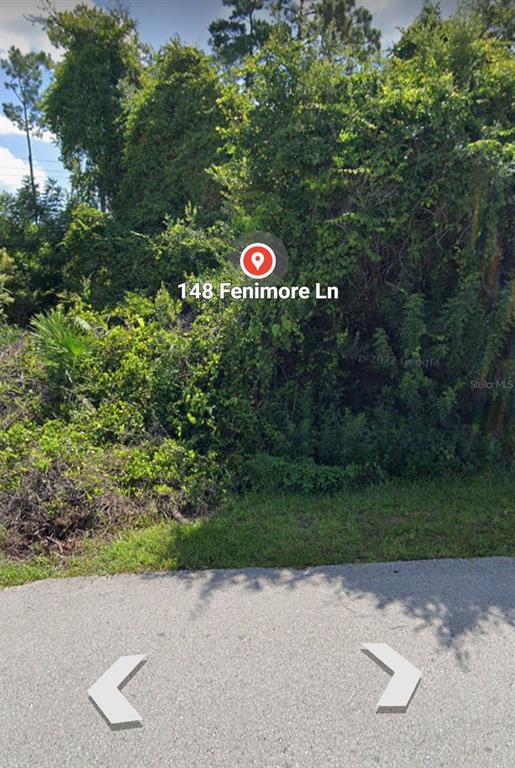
0,471,514,588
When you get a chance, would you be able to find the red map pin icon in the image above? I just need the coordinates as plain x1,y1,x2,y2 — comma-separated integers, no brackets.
240,242,276,279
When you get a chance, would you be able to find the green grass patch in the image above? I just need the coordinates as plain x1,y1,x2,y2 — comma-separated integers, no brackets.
1,471,514,588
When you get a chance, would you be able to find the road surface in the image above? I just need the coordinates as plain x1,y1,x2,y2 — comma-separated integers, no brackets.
0,557,514,767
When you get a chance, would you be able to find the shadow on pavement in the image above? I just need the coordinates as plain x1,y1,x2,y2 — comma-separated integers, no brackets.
141,557,515,664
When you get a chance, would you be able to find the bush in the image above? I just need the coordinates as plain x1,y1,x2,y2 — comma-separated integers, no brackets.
0,330,44,430
0,248,15,321
30,308,92,384
245,454,358,495
0,417,224,555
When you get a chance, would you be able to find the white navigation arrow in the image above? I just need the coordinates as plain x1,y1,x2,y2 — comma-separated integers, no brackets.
361,643,421,713
88,655,146,727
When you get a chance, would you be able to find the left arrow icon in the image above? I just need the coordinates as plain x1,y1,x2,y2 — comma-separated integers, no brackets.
88,655,147,727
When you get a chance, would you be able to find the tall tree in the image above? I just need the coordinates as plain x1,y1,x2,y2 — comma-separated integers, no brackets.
1,47,50,210
209,0,274,66
210,0,380,66
311,0,381,54
120,42,223,231
35,3,141,211
462,0,515,42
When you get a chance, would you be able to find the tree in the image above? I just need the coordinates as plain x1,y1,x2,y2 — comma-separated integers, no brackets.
36,3,141,211
0,180,68,322
1,46,50,210
209,0,275,66
119,42,223,231
311,0,381,55
462,0,515,42
210,0,380,66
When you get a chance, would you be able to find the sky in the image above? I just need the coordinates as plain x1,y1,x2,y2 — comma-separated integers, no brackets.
0,0,459,195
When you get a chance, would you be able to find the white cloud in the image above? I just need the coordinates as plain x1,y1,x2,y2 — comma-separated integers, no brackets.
0,115,24,137
0,114,55,143
0,1,95,60
361,0,459,47
0,145,47,193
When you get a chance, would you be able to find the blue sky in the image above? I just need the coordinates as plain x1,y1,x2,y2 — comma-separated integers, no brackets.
0,0,459,195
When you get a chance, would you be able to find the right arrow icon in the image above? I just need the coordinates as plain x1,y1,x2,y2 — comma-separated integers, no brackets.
361,643,422,713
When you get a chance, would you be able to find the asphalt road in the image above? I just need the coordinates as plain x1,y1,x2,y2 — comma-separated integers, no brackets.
1,557,514,768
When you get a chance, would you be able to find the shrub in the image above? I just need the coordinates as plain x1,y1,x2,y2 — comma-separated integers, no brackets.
30,308,92,384
0,248,15,321
0,330,44,430
245,454,358,495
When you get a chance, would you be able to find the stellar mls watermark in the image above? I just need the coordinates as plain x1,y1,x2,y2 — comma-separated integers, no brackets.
470,379,513,389
177,237,339,301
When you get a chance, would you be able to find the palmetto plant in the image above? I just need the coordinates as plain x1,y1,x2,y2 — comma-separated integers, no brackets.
30,309,93,383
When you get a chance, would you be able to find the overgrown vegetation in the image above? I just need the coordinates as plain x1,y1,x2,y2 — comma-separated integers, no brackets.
0,0,513,568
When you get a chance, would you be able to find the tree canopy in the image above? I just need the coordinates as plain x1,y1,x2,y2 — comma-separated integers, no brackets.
39,3,141,210
119,41,223,231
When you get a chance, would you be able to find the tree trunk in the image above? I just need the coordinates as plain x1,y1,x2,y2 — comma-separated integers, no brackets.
23,102,37,215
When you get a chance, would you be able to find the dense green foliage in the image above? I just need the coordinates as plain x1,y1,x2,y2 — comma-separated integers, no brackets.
213,15,514,476
119,42,223,231
0,181,69,321
0,0,513,556
40,3,142,209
